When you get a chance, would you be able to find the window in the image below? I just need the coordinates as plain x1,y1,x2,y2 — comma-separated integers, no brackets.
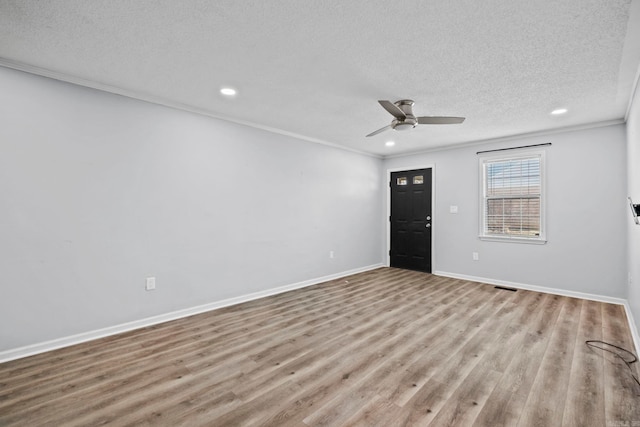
479,151,545,243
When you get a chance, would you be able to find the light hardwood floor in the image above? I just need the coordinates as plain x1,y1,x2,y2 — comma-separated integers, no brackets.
1,268,639,426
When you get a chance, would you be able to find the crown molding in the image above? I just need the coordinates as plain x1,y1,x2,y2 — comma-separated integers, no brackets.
0,58,381,159
383,119,626,160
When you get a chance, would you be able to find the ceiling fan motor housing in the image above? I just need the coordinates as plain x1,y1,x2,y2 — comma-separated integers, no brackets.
393,100,417,130
392,118,417,131
396,99,416,114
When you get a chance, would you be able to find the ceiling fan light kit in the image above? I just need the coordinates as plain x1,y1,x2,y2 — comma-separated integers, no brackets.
366,99,465,137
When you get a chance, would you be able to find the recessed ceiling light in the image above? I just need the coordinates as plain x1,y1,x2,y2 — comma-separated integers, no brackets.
551,108,567,115
385,141,395,147
220,87,237,96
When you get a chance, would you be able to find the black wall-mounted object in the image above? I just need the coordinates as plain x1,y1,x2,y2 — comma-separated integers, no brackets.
630,197,640,225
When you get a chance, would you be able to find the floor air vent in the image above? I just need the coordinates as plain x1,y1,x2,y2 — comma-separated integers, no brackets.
494,286,517,292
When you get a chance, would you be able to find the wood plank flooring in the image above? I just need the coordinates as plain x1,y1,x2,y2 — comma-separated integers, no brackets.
1,268,639,426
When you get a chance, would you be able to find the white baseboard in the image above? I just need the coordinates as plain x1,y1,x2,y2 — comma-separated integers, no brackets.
0,264,384,363
435,270,640,355
434,270,628,305
623,302,640,357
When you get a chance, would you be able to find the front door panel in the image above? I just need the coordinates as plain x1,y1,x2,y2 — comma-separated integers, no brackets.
390,169,432,273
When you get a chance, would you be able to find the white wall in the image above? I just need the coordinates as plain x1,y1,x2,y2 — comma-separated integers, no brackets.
384,125,628,298
0,67,383,352
627,83,640,332
1,62,632,356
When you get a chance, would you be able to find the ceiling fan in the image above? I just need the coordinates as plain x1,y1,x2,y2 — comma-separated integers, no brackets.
366,99,465,137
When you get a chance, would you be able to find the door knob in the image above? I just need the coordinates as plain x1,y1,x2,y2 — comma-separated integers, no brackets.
426,223,431,228
426,216,431,220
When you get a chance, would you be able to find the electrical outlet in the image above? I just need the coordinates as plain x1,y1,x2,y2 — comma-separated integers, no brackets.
472,252,479,261
450,205,458,214
145,277,156,291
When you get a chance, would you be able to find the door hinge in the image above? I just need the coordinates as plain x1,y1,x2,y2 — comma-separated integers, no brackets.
389,250,392,256
389,181,392,187
389,215,391,222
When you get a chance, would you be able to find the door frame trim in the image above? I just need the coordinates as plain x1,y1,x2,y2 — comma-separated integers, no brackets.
385,164,436,270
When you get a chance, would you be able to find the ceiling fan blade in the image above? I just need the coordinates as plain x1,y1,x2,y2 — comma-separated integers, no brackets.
378,100,406,120
366,125,392,137
417,116,465,125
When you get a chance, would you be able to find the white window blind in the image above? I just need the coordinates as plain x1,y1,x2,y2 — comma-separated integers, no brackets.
480,151,545,242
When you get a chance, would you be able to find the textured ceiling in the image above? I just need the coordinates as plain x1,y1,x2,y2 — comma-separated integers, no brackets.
1,0,639,156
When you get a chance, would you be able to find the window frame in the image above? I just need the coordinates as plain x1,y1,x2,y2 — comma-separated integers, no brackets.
478,150,547,244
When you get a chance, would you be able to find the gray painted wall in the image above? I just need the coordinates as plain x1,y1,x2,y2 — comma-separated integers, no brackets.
0,67,384,351
384,125,628,298
0,63,632,355
627,84,640,333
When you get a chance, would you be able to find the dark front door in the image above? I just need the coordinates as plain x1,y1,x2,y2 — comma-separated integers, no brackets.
390,168,432,273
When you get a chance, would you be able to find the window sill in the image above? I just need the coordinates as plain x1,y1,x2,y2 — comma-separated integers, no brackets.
479,235,547,245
